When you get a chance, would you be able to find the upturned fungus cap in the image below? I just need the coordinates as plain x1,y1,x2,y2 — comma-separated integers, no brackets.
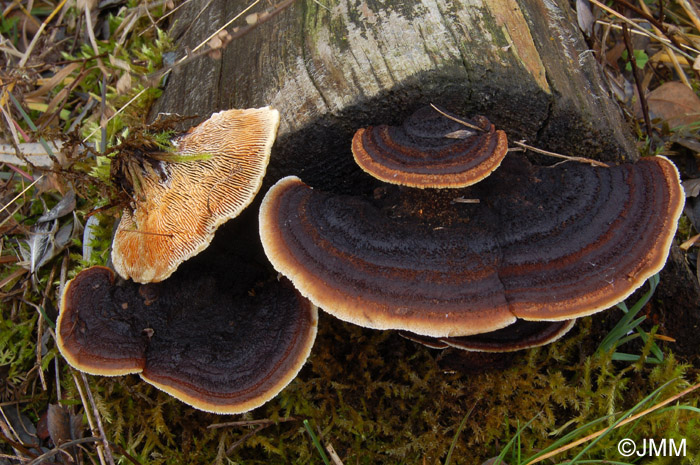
112,107,280,283
259,155,683,338
400,319,576,352
352,106,508,188
57,266,317,414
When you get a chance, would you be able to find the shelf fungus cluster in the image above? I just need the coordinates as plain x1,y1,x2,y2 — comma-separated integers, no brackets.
57,108,319,414
259,106,684,352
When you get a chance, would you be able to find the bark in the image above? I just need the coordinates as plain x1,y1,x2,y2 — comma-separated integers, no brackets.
154,0,637,191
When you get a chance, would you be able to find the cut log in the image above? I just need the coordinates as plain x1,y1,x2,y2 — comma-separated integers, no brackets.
154,0,637,192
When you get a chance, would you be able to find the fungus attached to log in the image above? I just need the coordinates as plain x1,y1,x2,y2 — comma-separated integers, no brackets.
400,319,576,352
352,106,508,188
259,155,683,338
112,107,280,283
57,266,317,414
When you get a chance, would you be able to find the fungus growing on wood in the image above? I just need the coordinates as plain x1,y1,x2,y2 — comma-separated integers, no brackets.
352,106,508,188
57,266,317,414
400,319,576,352
112,107,280,283
259,155,683,338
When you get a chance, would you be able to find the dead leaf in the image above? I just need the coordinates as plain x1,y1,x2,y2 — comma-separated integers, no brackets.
683,178,700,197
38,190,76,223
116,71,133,95
576,0,595,36
646,82,700,129
47,404,71,447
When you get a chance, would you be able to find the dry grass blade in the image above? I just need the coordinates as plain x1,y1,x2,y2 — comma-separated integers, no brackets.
590,0,697,59
183,0,261,58
18,0,70,68
0,175,43,216
678,0,700,32
526,380,700,464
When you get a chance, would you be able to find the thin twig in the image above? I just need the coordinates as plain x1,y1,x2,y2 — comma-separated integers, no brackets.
429,104,484,132
71,372,108,465
622,23,652,140
26,437,101,465
225,424,267,456
80,373,116,465
510,141,610,167
209,417,297,429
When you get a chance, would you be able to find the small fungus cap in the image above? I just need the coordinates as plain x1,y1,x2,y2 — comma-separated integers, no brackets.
57,266,317,414
259,156,683,338
352,106,508,188
112,107,280,283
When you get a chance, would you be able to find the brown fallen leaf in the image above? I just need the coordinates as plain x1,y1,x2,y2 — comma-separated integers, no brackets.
646,81,700,129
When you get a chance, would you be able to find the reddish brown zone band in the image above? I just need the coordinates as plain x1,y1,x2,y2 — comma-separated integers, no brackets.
352,116,507,188
260,156,682,336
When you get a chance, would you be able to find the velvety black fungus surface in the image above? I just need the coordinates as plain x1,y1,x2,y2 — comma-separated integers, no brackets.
260,155,682,337
58,266,317,413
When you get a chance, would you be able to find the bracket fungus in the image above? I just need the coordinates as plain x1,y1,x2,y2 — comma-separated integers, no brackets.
352,106,508,188
259,155,683,339
400,319,576,352
57,266,317,414
112,107,280,283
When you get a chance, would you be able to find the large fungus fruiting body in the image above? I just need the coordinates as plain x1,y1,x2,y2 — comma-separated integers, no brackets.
259,154,683,339
112,107,280,283
352,106,508,188
57,266,317,414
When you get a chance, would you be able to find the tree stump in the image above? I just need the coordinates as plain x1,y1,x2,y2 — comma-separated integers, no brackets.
153,0,700,354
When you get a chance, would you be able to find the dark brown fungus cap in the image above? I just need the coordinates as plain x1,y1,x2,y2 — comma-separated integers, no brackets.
113,107,280,283
400,319,576,352
259,156,683,337
57,266,317,414
352,106,508,188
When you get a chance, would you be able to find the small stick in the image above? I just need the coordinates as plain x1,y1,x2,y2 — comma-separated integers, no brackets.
452,197,480,204
326,443,344,465
622,23,652,140
80,373,116,465
71,372,108,465
225,424,267,456
26,437,101,465
511,141,610,168
209,417,297,429
429,104,484,132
